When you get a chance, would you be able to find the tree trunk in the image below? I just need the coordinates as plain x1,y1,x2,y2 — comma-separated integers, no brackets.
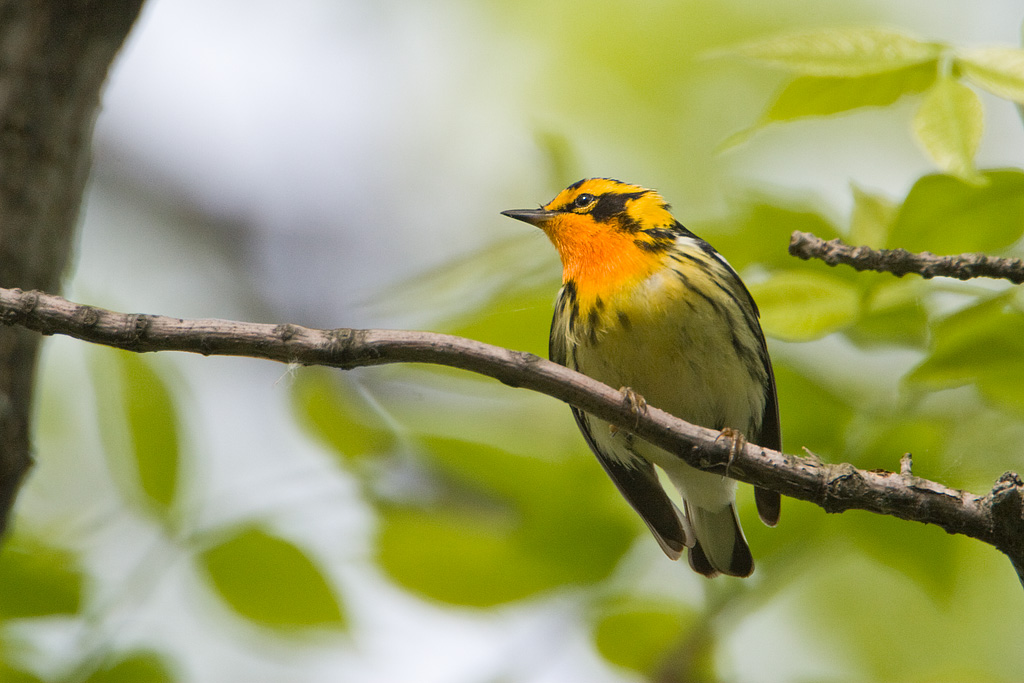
0,0,145,535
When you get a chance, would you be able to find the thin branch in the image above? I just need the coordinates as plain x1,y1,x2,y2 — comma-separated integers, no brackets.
789,230,1024,284
3,286,1023,583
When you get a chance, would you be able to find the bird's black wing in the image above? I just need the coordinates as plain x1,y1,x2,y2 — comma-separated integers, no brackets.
571,407,689,560
693,232,783,527
753,360,782,526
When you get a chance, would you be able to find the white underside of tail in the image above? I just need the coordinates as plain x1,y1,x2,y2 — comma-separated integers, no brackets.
685,501,744,572
660,458,745,573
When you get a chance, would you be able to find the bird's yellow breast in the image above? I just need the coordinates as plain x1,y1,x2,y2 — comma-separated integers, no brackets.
556,248,768,449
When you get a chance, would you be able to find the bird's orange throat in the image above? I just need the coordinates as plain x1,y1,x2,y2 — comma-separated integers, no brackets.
541,215,660,306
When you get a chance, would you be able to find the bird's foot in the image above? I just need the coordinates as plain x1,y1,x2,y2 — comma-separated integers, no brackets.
717,427,747,475
610,386,646,435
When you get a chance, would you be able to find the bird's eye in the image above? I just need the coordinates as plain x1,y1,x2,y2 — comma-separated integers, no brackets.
573,193,596,210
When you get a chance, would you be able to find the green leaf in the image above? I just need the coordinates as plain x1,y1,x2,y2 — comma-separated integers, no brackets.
592,600,701,676
889,170,1024,253
535,129,579,189
120,353,180,514
94,351,182,517
845,278,929,349
445,282,556,359
844,515,959,603
849,416,951,473
200,526,345,629
374,234,556,332
700,202,842,272
0,664,43,683
908,294,1024,414
378,507,536,606
764,62,936,122
748,270,861,341
292,369,395,461
957,47,1024,103
794,533,1021,682
849,186,898,249
912,77,984,182
715,125,758,153
735,28,943,77
772,363,855,460
422,437,634,567
0,536,82,619
429,436,635,537
909,295,1021,384
84,653,175,683
377,437,635,606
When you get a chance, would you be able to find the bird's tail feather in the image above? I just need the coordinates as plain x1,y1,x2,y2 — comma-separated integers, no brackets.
685,502,753,578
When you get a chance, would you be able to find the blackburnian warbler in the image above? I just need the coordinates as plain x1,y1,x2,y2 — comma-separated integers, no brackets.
503,178,781,578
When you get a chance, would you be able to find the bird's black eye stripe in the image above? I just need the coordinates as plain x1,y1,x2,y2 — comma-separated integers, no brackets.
573,193,596,210
590,190,647,224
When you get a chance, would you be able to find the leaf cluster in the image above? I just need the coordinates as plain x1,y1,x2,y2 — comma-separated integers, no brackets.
0,350,346,682
728,27,1024,183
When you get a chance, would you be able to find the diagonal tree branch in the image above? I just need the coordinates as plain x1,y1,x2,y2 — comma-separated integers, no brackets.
789,230,1024,283
3,286,1023,585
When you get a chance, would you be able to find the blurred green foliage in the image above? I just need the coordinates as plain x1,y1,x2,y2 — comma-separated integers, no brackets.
199,525,346,629
761,63,937,122
592,598,703,677
293,368,396,461
83,653,175,683
91,349,181,523
750,270,861,340
732,27,1024,183
0,537,81,619
909,292,1024,415
376,435,636,605
0,663,44,683
890,170,1024,252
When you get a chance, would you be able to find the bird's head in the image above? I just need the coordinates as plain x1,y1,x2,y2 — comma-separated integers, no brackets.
502,178,676,289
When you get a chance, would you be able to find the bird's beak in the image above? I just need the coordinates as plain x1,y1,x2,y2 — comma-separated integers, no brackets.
501,208,559,227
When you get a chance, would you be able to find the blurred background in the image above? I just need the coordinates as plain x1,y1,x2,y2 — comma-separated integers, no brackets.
4,0,1024,681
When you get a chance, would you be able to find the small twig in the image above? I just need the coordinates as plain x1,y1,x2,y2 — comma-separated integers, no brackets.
789,231,1024,284
2,286,1023,584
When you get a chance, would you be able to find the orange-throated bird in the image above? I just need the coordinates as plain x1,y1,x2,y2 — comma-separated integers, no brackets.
503,178,780,577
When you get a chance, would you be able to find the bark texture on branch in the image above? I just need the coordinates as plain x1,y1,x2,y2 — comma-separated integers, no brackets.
2,286,1022,583
789,230,1024,283
0,1,146,535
